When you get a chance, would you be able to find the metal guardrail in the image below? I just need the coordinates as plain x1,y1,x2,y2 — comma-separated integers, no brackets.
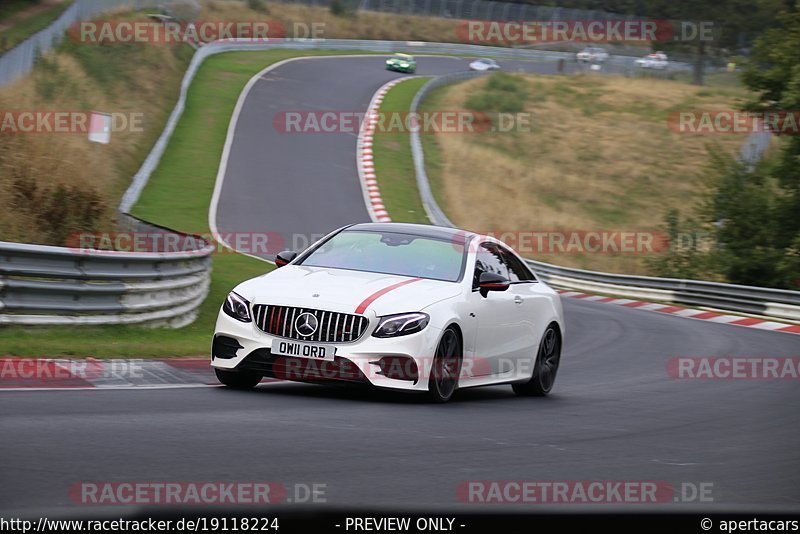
0,215,214,327
408,72,800,321
410,70,482,229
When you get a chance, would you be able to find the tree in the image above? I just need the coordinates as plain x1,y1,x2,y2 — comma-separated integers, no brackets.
641,0,785,85
709,160,786,287
649,2,800,287
698,1,800,288
742,2,800,249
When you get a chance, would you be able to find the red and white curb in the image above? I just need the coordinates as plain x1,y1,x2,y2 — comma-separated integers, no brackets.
357,77,419,223
558,290,800,336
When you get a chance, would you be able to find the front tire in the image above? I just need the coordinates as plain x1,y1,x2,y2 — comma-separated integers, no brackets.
427,327,462,403
513,324,561,397
215,368,262,389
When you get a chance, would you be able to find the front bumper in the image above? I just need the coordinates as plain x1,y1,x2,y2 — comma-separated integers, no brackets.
386,63,414,72
212,310,442,392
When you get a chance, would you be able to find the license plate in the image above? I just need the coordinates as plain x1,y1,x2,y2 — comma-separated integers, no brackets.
271,339,336,361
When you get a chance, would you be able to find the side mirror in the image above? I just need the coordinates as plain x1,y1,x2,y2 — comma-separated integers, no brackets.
479,271,510,297
275,250,297,268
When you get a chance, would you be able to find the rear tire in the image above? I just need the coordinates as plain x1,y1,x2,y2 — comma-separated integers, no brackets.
215,368,262,389
512,324,561,397
427,327,462,403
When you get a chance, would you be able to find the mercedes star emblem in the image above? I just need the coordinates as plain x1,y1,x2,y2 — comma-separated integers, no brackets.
294,312,319,337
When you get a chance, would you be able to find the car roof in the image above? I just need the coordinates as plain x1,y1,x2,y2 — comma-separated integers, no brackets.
346,222,477,244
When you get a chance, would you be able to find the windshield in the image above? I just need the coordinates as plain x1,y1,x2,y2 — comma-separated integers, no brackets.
297,230,466,282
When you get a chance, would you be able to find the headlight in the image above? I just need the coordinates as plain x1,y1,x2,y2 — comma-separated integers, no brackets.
223,291,251,323
372,312,429,338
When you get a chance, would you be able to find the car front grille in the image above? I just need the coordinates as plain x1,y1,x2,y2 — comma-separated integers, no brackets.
252,305,369,343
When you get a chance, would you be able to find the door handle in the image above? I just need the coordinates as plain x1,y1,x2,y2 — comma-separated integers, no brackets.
514,295,524,304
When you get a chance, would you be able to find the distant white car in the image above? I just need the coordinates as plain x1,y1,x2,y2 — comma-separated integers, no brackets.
469,58,501,71
576,47,608,63
635,52,669,70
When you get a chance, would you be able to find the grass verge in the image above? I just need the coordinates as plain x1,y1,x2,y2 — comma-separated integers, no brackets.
371,76,431,224
415,72,754,275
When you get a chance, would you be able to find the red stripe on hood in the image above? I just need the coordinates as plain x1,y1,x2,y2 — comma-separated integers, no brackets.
355,278,423,314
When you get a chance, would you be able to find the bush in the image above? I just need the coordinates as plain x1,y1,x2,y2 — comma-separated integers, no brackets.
165,0,200,22
645,209,717,281
465,72,528,114
329,0,352,17
247,0,269,13
648,154,800,289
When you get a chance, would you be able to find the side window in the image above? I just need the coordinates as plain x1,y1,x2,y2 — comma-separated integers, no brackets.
473,243,509,288
499,246,536,282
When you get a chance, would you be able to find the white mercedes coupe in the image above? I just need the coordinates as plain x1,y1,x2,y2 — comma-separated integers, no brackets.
212,223,564,402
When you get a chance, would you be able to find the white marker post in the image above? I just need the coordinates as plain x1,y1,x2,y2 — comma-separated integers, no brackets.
88,111,111,144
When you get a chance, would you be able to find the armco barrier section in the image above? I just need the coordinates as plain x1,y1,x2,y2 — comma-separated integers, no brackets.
0,215,214,327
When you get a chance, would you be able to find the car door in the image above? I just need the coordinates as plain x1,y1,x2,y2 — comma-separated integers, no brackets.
468,243,523,378
498,246,546,380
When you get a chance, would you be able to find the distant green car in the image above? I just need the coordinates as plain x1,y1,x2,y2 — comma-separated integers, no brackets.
386,54,416,73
